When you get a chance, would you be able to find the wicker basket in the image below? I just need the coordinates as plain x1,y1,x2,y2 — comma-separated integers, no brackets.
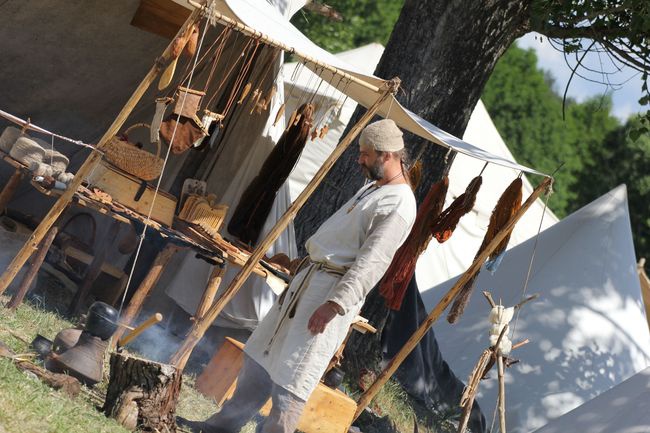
103,123,164,181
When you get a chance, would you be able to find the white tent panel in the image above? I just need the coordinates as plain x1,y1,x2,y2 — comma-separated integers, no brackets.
421,185,650,433
532,367,650,433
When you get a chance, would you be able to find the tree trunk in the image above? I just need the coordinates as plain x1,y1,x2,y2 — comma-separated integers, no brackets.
296,0,531,373
104,353,182,432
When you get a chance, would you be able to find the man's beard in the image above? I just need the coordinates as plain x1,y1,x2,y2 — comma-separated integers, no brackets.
362,159,384,181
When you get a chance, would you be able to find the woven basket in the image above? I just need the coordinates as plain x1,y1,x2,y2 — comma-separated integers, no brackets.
103,123,164,181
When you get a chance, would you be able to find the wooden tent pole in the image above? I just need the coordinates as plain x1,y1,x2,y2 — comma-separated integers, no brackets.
195,264,226,320
0,8,201,297
169,78,401,369
110,243,181,350
353,177,552,421
0,168,24,212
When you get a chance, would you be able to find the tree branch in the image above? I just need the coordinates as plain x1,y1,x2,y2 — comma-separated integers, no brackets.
534,23,631,40
304,1,343,22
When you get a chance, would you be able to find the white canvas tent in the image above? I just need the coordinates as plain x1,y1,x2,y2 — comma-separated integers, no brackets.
421,185,650,433
532,366,650,433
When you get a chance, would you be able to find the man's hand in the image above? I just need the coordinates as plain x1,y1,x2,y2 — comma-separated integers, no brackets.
307,302,340,334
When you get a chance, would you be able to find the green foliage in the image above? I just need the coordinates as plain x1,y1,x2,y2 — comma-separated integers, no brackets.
482,44,620,216
483,43,650,260
575,117,650,260
530,0,650,138
291,0,403,53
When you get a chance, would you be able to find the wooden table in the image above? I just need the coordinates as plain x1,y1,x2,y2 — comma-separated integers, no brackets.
0,152,289,328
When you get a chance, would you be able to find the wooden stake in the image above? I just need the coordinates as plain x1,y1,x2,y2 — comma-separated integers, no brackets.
0,8,201,297
168,79,401,369
195,264,226,320
118,313,163,347
353,177,552,421
6,226,58,310
497,355,507,433
0,168,24,213
110,243,181,349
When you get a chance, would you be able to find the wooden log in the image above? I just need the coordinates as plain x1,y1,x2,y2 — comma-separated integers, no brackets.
0,8,201,297
353,177,552,421
6,226,58,310
194,263,225,320
69,220,121,315
111,243,180,349
103,352,182,432
0,168,24,213
0,340,81,397
168,79,401,369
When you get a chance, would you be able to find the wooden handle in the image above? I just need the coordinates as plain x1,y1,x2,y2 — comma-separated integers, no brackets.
118,313,163,347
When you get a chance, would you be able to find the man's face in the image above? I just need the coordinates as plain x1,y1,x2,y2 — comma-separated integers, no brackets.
358,146,384,181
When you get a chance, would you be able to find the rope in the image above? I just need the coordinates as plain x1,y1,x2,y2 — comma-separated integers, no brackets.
117,8,213,316
0,109,99,153
509,182,553,341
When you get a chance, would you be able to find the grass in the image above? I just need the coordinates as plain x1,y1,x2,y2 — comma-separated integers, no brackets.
0,295,259,433
0,290,453,433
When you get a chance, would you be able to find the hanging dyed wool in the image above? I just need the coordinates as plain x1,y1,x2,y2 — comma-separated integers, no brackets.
227,103,314,245
379,176,449,310
431,175,483,243
447,177,523,324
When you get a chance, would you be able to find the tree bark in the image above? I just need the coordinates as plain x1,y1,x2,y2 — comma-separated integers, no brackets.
104,353,182,432
295,0,532,378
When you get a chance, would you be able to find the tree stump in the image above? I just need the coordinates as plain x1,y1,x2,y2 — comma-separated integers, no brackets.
103,353,182,432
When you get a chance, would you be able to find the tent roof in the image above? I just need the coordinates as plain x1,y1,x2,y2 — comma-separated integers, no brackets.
172,0,548,176
531,366,650,433
421,185,650,433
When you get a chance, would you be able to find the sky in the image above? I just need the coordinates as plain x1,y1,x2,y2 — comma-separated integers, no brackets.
517,33,644,122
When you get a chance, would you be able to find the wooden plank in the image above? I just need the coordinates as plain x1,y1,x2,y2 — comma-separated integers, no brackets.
131,0,190,39
64,246,126,280
86,161,177,227
195,337,245,406
197,337,356,433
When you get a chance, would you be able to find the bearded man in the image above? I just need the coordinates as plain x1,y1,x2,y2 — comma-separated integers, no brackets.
181,119,417,433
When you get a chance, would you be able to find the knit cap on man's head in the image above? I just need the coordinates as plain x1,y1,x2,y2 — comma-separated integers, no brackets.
359,119,404,152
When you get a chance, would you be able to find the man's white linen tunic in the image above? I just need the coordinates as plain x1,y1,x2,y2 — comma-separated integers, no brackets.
244,183,417,400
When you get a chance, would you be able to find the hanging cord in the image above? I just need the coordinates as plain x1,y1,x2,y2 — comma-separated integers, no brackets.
49,135,55,166
283,60,307,105
307,68,325,104
201,27,232,94
509,179,553,341
0,109,99,153
313,74,343,128
117,11,212,316
220,38,261,118
202,31,244,108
